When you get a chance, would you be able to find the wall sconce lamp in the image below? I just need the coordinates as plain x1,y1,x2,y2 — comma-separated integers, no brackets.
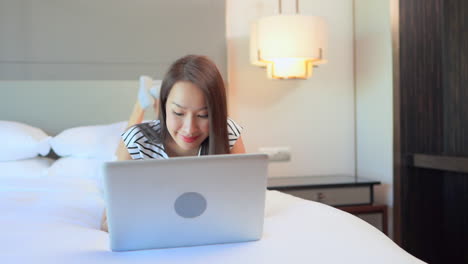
250,0,328,79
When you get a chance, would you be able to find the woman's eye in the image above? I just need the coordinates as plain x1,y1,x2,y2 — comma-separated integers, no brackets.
173,111,184,116
198,114,209,119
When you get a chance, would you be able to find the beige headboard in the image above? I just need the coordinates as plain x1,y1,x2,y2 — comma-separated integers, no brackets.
0,0,226,135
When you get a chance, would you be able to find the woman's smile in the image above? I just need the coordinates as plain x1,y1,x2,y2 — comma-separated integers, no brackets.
181,134,200,143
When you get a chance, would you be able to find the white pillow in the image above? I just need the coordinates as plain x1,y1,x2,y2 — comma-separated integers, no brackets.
0,157,54,178
49,121,127,160
0,121,51,161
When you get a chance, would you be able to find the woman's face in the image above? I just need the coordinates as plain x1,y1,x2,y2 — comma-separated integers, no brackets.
165,81,210,154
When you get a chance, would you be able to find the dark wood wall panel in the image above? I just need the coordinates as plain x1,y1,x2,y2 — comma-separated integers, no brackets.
397,0,468,263
442,173,468,263
402,169,443,263
443,0,468,156
398,0,444,262
400,0,443,155
441,1,468,263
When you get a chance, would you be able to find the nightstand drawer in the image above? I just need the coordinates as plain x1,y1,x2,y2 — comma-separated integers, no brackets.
277,186,372,206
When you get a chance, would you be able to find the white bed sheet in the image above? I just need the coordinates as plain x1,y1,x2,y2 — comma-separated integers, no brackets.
0,176,424,264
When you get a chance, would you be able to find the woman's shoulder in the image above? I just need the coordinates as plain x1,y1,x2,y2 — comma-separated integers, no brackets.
124,120,160,132
227,117,243,137
122,120,161,145
135,119,161,131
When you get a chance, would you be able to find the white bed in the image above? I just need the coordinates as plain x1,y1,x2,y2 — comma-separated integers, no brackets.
0,174,424,263
0,120,425,263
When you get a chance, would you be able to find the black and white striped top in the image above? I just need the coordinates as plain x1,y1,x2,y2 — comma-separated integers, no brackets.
121,118,243,160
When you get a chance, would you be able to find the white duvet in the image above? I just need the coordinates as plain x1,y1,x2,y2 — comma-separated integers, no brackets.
0,176,424,264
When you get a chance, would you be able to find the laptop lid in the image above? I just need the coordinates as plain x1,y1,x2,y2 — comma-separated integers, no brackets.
103,153,268,251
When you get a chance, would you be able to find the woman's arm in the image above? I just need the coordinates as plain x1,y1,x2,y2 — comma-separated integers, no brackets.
230,136,246,154
115,100,159,161
115,102,145,161
100,210,109,232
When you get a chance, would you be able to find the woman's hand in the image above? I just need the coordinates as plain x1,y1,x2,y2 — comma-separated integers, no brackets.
138,76,162,110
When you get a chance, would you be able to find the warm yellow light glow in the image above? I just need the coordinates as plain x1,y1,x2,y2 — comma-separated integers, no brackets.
266,58,314,79
250,15,327,80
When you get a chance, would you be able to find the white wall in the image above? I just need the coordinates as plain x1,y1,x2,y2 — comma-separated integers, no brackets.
354,0,393,237
226,0,356,177
0,0,226,80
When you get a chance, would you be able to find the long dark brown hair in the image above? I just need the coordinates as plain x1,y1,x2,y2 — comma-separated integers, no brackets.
157,55,229,155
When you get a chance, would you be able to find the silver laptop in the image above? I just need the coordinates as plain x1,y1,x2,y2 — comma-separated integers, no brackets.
102,153,268,252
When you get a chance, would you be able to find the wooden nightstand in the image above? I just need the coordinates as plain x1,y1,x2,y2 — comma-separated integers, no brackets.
267,175,388,235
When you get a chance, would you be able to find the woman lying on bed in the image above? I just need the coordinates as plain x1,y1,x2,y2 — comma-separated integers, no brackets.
101,55,246,231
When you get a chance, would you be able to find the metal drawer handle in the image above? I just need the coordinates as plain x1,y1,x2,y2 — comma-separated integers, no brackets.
317,192,326,202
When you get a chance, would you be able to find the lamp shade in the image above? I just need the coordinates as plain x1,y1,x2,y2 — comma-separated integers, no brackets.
250,15,327,79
